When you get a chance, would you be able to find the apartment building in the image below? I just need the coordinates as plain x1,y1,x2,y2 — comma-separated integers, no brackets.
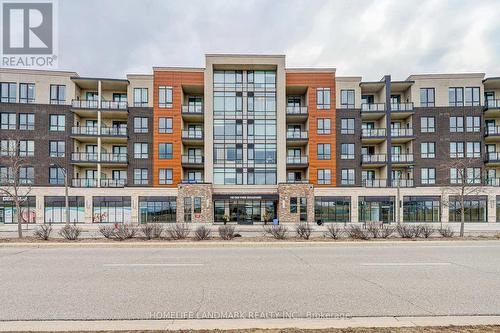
1,54,500,225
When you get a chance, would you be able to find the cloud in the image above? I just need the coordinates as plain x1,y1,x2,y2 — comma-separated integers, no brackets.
56,0,500,80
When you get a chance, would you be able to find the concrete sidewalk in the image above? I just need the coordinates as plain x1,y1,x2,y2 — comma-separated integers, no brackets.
1,315,500,331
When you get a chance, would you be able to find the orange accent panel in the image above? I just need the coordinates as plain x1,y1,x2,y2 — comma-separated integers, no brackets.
286,72,336,186
153,70,204,187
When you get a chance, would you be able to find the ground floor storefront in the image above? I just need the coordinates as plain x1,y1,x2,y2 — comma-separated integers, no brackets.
0,186,499,224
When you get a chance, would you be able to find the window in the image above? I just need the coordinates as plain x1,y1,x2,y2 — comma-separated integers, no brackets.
450,116,463,132
1,113,16,129
317,143,331,160
0,166,13,184
49,141,65,157
315,197,351,222
466,168,481,184
466,142,481,158
316,88,330,109
449,87,464,106
158,143,173,159
450,168,463,184
0,82,16,103
421,168,436,185
19,83,35,103
317,118,331,134
194,197,202,215
403,196,440,222
340,89,355,108
134,117,148,133
420,88,435,107
133,88,148,107
449,197,487,222
341,118,355,134
92,196,131,223
134,143,148,159
0,140,16,156
450,142,464,158
420,142,435,158
341,169,355,185
184,197,192,222
49,114,65,131
18,140,34,157
49,85,65,104
139,196,176,223
290,197,298,213
465,87,480,106
158,86,173,108
134,168,148,185
19,113,34,130
44,196,85,223
317,169,331,184
341,143,355,159
159,117,173,133
420,117,435,133
19,166,34,184
466,116,480,132
49,166,65,185
159,168,173,185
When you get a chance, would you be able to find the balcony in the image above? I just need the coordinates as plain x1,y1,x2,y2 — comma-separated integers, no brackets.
286,106,308,122
71,100,98,109
286,156,309,168
71,178,98,188
181,129,204,145
391,128,415,143
485,126,500,142
286,131,308,146
485,152,500,165
391,102,414,120
182,105,204,121
486,178,500,186
100,153,128,166
181,179,206,184
100,127,127,137
71,100,128,118
71,126,99,136
392,179,415,188
361,103,385,120
182,155,204,168
361,154,387,166
485,99,500,110
100,178,126,188
285,179,310,184
71,152,98,165
70,127,127,142
362,179,387,188
391,154,414,165
101,101,128,110
361,128,386,143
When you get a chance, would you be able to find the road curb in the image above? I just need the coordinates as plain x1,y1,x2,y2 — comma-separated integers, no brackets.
0,315,499,331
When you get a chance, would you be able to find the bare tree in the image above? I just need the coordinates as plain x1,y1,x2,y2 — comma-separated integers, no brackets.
439,157,486,237
0,138,33,238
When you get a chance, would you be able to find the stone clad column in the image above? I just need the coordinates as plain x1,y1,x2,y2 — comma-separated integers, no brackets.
176,183,213,223
277,183,314,223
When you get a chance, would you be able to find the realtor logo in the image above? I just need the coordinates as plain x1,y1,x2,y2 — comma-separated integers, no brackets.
1,0,58,68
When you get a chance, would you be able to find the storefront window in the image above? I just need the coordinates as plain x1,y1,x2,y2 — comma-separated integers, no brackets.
213,197,277,224
449,196,487,222
359,196,395,223
403,196,440,222
92,196,131,223
314,197,351,223
139,196,176,223
0,196,36,223
44,196,84,223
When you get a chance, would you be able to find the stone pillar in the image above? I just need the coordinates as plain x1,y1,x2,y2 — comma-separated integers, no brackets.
84,195,93,224
277,183,314,224
351,195,359,223
488,194,496,223
177,183,213,223
441,194,449,224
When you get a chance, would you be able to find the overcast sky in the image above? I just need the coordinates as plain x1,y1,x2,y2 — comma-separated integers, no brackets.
57,0,500,80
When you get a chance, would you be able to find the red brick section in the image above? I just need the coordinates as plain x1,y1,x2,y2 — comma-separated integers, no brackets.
152,70,204,187
285,71,336,186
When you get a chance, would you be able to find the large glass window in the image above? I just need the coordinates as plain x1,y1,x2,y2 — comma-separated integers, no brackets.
159,168,173,184
50,85,65,104
466,116,480,132
341,143,355,159
159,117,173,134
158,143,173,159
0,196,36,224
316,88,331,109
134,88,148,107
315,197,351,223
449,87,464,107
139,196,176,223
341,118,355,134
49,141,65,157
317,118,331,134
449,116,464,132
44,196,84,223
465,87,480,106
92,196,131,223
450,142,464,158
134,117,148,133
421,142,435,158
49,114,65,131
1,82,16,103
134,143,148,159
18,140,34,157
420,88,435,107
466,142,481,158
340,89,355,108
1,113,16,130
449,197,487,222
341,169,355,185
317,143,331,160
134,168,148,185
403,196,440,222
420,117,435,133
359,196,395,223
19,166,34,184
317,169,331,185
19,83,35,103
421,168,436,185
19,113,35,130
158,86,173,108
49,166,65,185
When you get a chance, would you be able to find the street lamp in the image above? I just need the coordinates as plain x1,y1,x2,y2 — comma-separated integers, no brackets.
50,163,69,226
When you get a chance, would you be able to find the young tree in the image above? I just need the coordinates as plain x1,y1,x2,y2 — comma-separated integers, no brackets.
440,157,486,237
0,139,33,238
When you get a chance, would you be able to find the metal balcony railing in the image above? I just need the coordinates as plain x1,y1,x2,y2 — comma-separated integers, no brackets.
100,153,128,163
71,178,98,187
71,152,98,162
392,179,415,187
71,126,99,135
100,127,127,136
391,154,414,163
391,102,414,111
182,105,203,114
362,128,386,137
286,106,308,115
485,126,500,136
286,156,309,164
391,128,414,137
486,178,500,186
181,130,203,140
286,131,308,139
101,101,128,110
485,99,500,109
362,179,387,187
361,103,385,112
181,155,204,164
181,179,205,184
361,154,387,163
486,152,500,161
71,100,98,109
100,179,126,187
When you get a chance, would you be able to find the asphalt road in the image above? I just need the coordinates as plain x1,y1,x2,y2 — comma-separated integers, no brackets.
1,241,500,321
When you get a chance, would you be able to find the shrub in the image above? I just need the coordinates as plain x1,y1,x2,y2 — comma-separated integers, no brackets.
366,222,383,238
113,224,138,241
140,223,164,240
396,224,416,239
295,223,313,240
59,225,82,240
420,225,435,238
218,225,236,240
264,225,288,240
380,225,395,238
33,224,52,240
345,225,369,240
439,226,454,238
194,225,212,241
98,225,115,239
165,224,190,240
324,224,343,239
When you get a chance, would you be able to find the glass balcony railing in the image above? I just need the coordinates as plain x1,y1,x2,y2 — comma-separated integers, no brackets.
182,105,203,114
361,154,386,163
361,103,385,112
362,128,386,137
100,153,128,163
71,152,98,162
286,156,309,164
286,106,308,115
182,155,204,164
286,131,308,139
391,154,414,163
181,130,203,140
391,102,414,111
391,128,414,137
